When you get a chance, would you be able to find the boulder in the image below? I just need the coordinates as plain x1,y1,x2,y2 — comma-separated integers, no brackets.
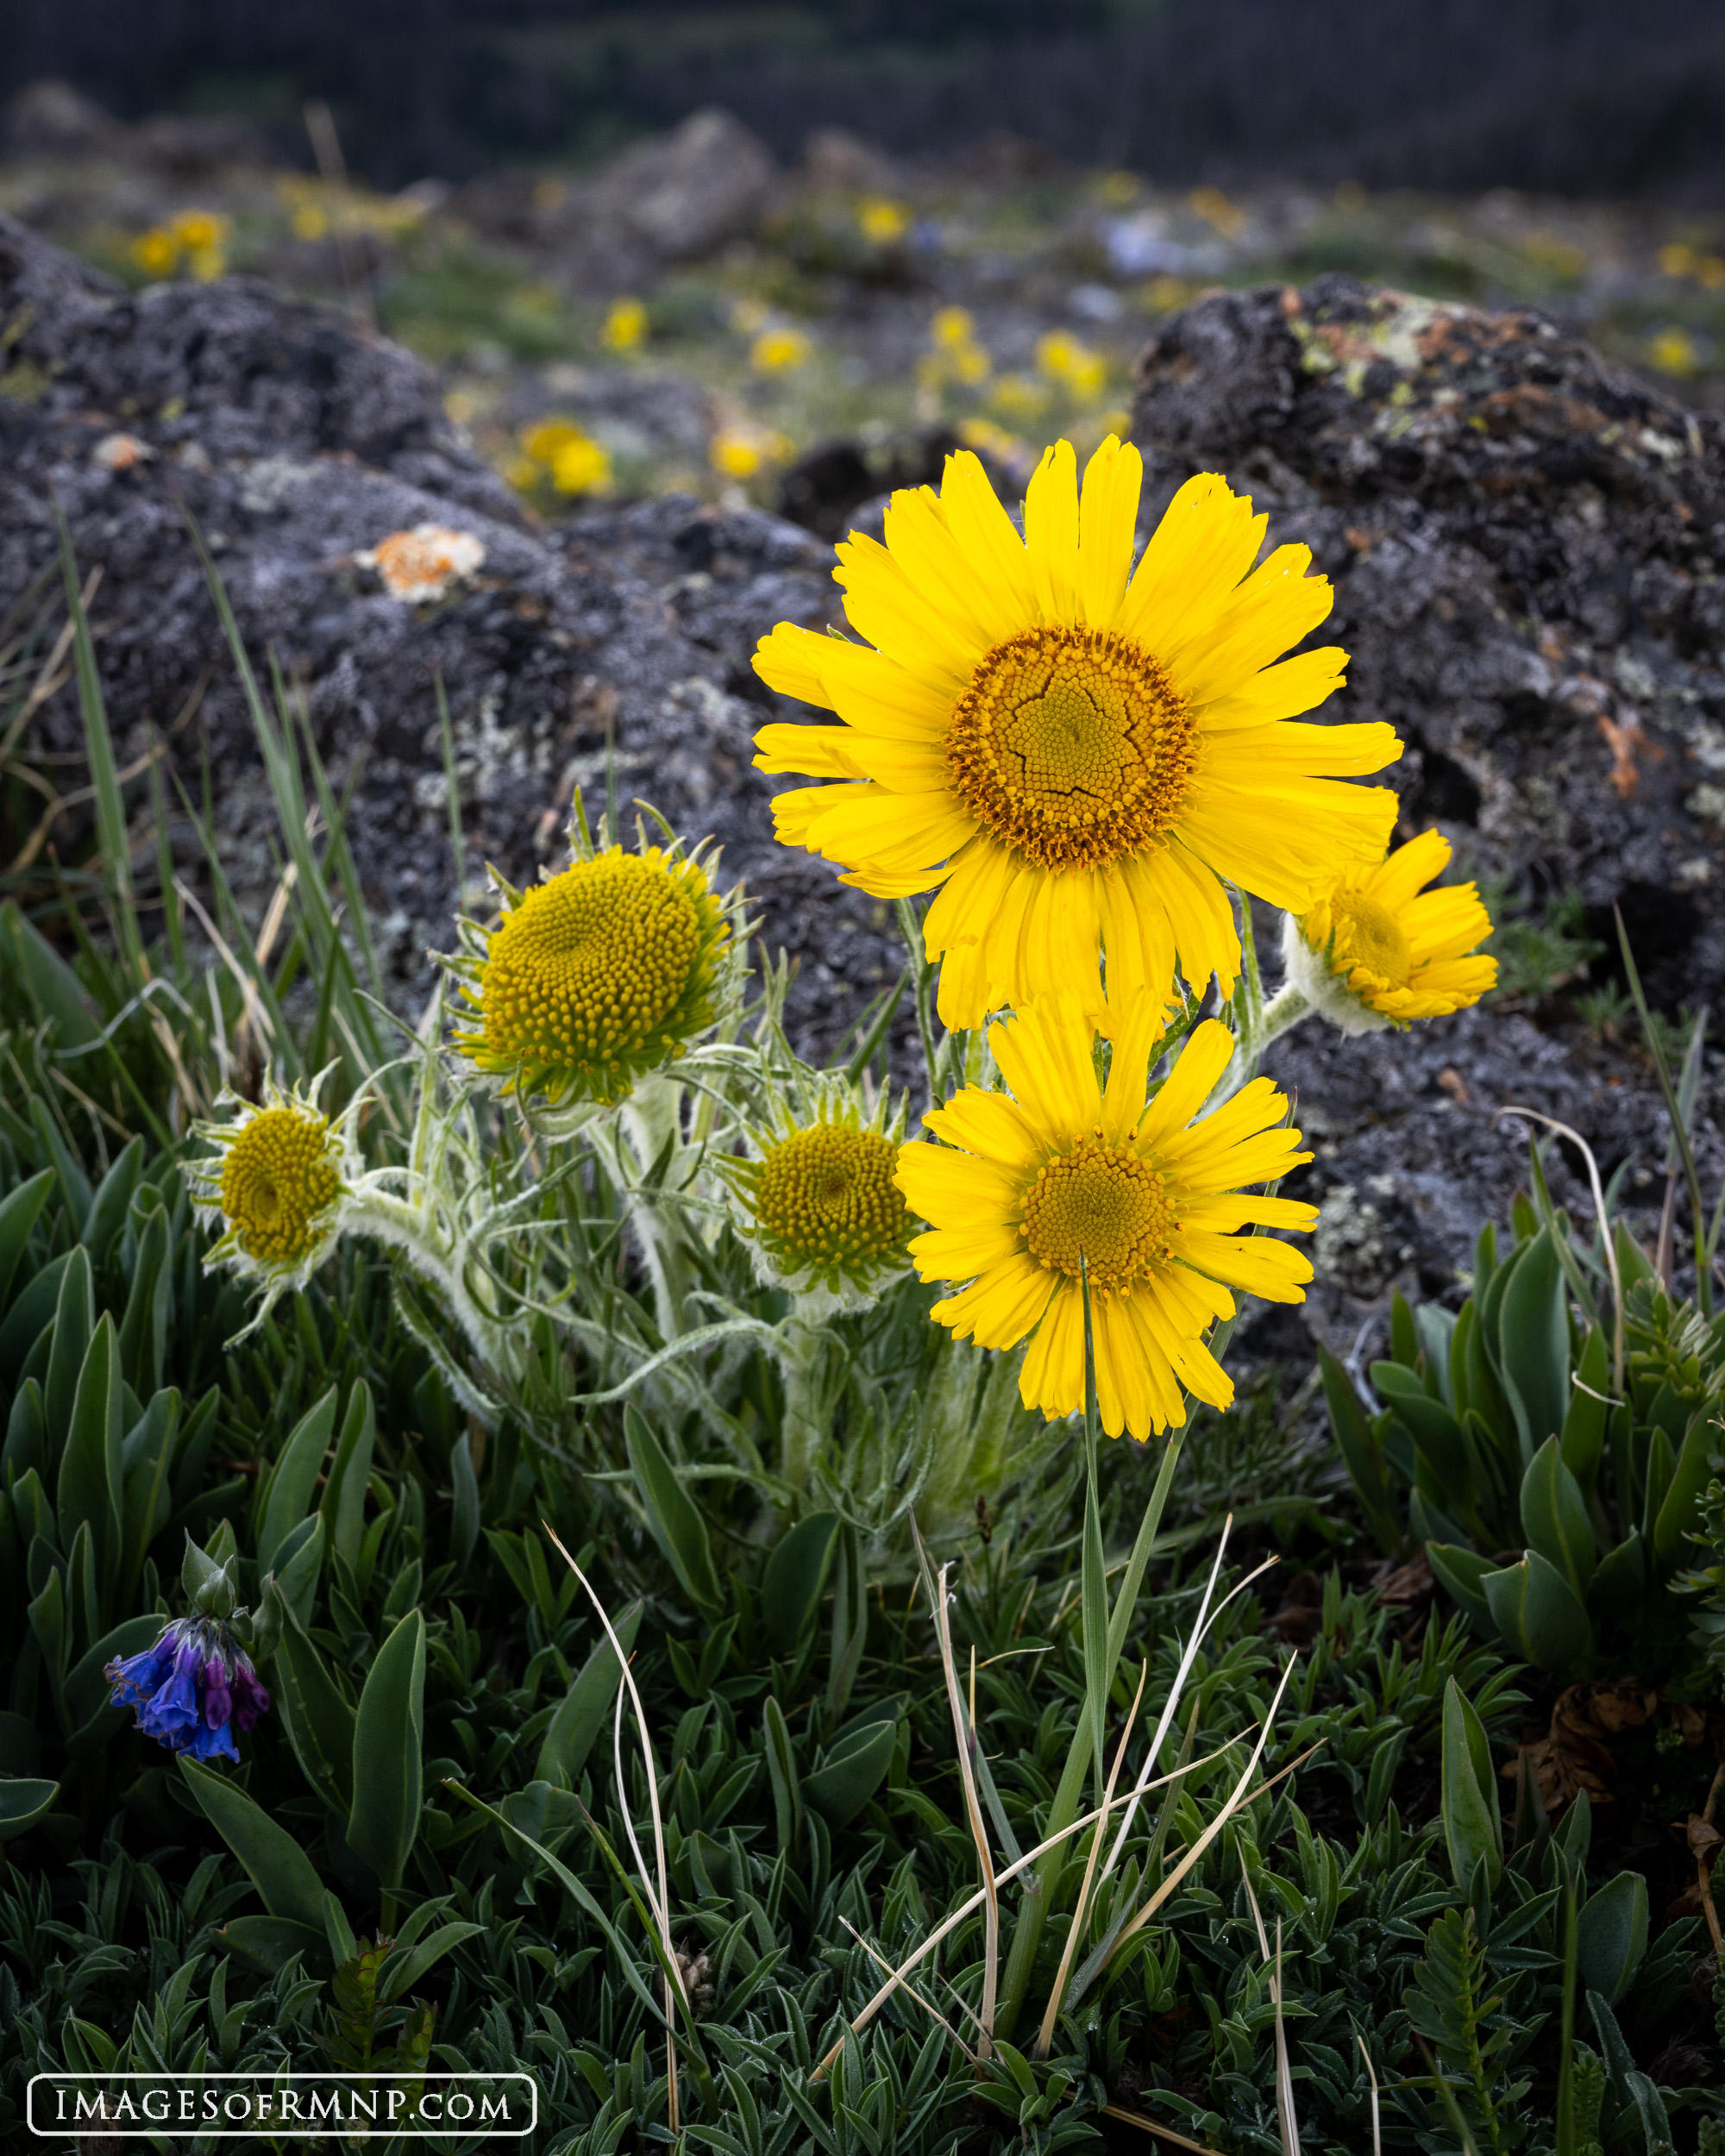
0,212,894,1069
586,108,775,264
1130,274,1725,1339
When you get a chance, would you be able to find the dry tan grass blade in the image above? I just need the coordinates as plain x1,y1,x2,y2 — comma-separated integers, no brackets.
1100,2103,1228,2151
1094,1657,1306,1964
810,1727,1314,2081
838,1915,981,2066
1033,1658,1150,2059
1357,2033,1383,2156
546,1522,687,2128
932,1562,1000,2055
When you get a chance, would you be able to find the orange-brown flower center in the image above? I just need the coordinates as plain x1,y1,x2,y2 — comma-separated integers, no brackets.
944,624,1197,871
1021,1138,1175,1294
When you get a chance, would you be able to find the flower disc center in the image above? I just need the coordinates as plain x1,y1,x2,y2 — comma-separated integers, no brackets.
483,855,701,1070
1022,1138,1174,1294
1329,889,1412,985
753,1125,910,1275
219,1106,341,1263
944,625,1198,871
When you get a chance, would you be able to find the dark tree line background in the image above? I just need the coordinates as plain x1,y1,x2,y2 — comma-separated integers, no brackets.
7,0,1725,199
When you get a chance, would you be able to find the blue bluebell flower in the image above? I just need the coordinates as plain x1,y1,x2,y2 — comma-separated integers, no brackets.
106,1617,270,1764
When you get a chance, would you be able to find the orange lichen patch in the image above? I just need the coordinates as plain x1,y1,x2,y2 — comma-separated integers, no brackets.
1597,710,1658,798
92,432,154,472
354,523,486,602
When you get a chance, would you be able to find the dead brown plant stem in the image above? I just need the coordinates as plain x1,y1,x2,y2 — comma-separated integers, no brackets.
1033,1659,1150,2059
933,1563,999,2055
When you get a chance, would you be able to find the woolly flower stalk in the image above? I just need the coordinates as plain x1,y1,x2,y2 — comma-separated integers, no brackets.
896,993,1317,1441
1278,827,1497,1037
753,435,1402,1029
446,823,735,1116
190,1075,357,1328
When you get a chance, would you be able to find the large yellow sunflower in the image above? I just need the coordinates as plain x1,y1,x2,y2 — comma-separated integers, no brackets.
1283,827,1497,1034
754,437,1402,1029
894,994,1317,1440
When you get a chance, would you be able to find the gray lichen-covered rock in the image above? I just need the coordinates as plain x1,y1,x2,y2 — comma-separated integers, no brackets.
0,211,894,1068
1130,274,1725,1344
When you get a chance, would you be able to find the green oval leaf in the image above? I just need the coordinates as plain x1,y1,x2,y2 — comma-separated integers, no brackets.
534,1599,643,1789
1576,1871,1648,2006
624,1406,724,1614
1520,1434,1596,1595
1483,1550,1594,1675
804,1720,896,1830
1440,1675,1502,1890
762,1512,840,1657
256,1388,337,1576
348,1608,426,1891
1496,1226,1570,1463
181,1756,327,1930
0,1775,59,1842
271,1614,357,1816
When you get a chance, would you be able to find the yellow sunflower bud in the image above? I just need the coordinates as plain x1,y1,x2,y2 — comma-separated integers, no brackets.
191,1081,354,1317
452,843,730,1107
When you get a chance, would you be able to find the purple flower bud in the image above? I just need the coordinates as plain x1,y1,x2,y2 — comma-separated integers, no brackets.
230,1657,270,1734
199,1656,233,1732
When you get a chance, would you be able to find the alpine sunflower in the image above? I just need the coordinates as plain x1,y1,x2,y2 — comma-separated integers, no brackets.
1282,826,1497,1034
448,839,731,1109
754,436,1402,1029
190,1075,358,1330
894,993,1316,1440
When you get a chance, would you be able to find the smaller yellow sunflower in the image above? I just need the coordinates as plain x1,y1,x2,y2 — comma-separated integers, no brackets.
451,841,730,1108
191,1076,355,1322
896,994,1316,1440
1283,827,1496,1034
724,1075,913,1312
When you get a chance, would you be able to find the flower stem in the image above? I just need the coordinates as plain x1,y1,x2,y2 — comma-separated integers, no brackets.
778,1317,829,1495
1214,979,1312,1106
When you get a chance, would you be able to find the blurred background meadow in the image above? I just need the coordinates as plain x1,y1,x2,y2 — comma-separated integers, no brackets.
6,0,1725,530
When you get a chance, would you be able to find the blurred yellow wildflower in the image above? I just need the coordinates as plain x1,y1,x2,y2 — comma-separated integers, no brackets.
1648,327,1700,377
1036,331,1107,400
1145,275,1194,313
730,296,770,335
292,202,330,241
130,229,179,279
920,306,990,390
751,326,812,373
131,210,231,281
988,373,1051,421
858,197,910,244
956,417,1032,479
1659,242,1697,277
519,417,612,494
1099,170,1139,205
1189,185,1245,239
602,298,649,352
1523,231,1586,280
711,423,791,479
